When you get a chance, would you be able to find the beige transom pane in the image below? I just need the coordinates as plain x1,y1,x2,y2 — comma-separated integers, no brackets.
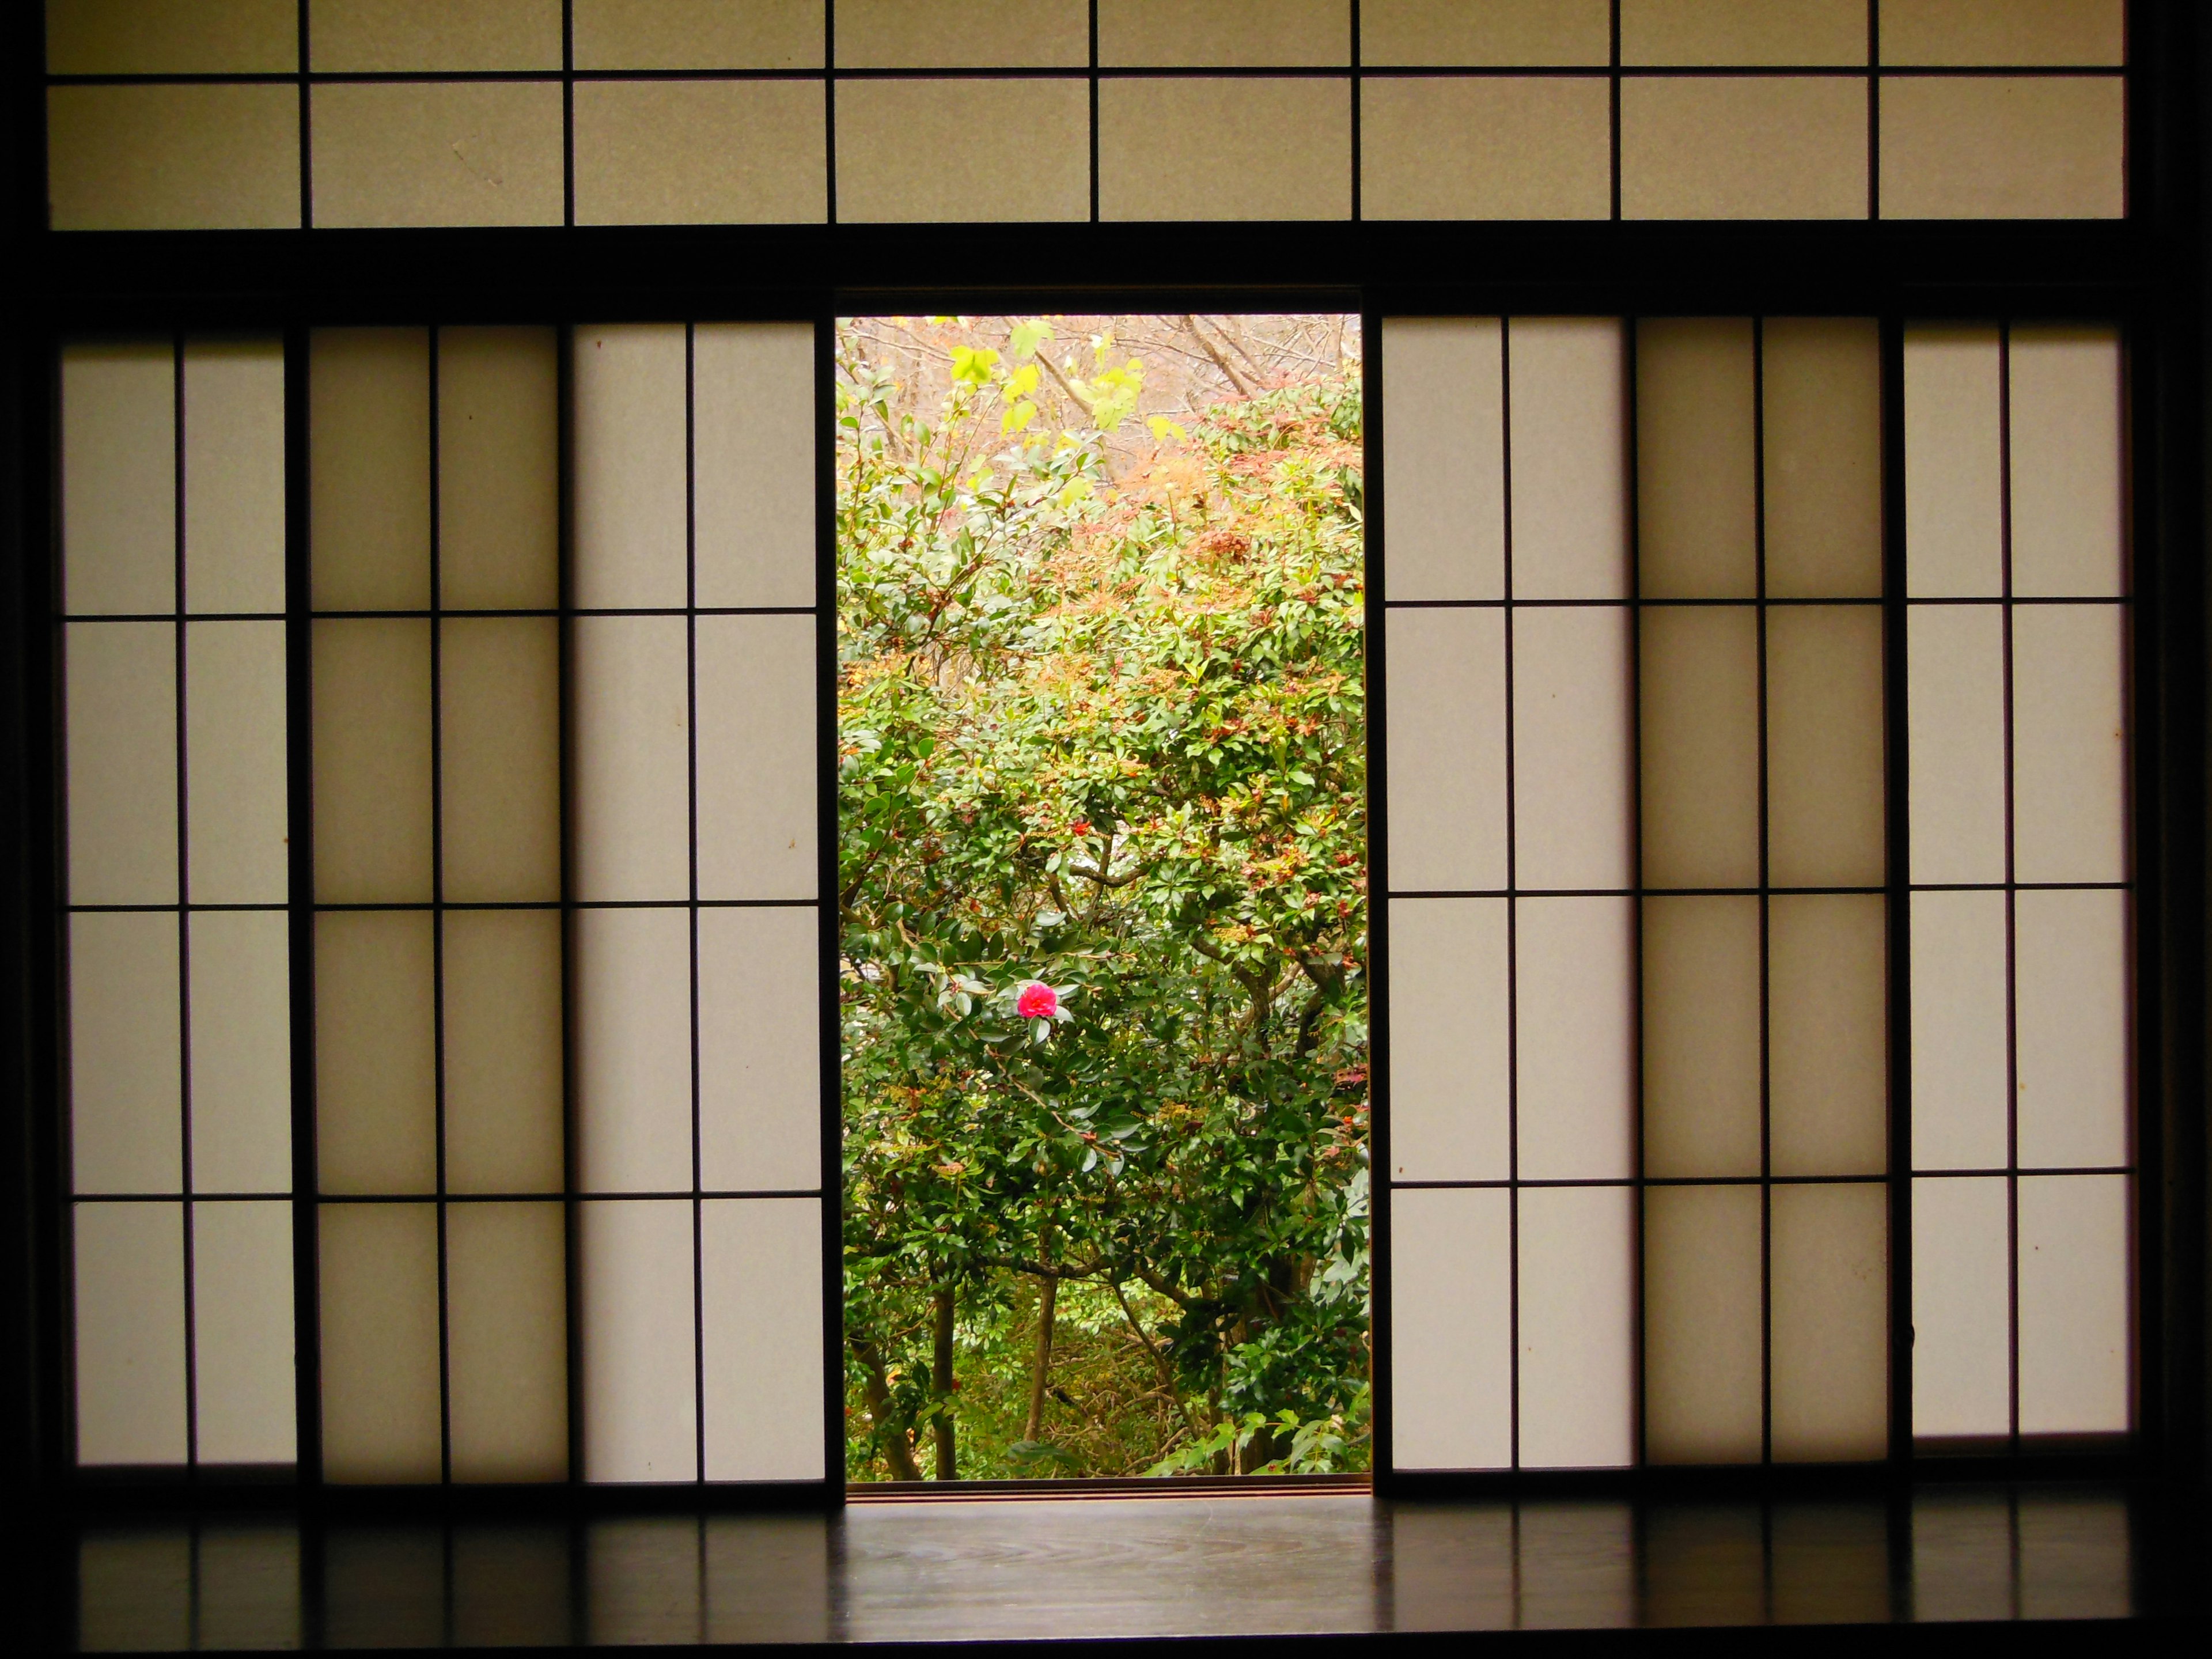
836,0,1087,66
573,81,829,226
1361,78,1611,221
308,0,563,72
47,85,301,232
48,0,300,73
1878,0,2124,66
834,79,1088,225
1099,0,1352,66
572,0,825,69
1361,0,1612,66
311,82,565,229
1099,78,1351,221
1621,77,1868,220
1879,77,2124,220
1620,0,1869,66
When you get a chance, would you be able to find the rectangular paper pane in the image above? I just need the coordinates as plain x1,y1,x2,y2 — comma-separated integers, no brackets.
1383,607,1507,892
74,1200,188,1464
571,615,690,903
1766,604,1885,889
2014,888,2129,1171
448,1200,570,1482
1761,317,1883,599
309,329,430,612
69,910,181,1194
2009,326,2124,598
314,909,436,1195
1516,1184,1634,1468
183,337,287,615
699,906,821,1192
702,1198,825,1480
1638,605,1759,889
66,619,177,906
443,908,566,1195
188,908,293,1194
575,906,693,1193
2010,603,2127,885
1879,75,2124,221
1768,893,1887,1179
581,1198,698,1482
1635,318,1756,599
1643,1183,1763,1463
1770,1181,1888,1462
440,616,562,903
312,618,433,904
1514,896,1634,1182
1386,898,1509,1182
573,324,687,609
1381,317,1503,601
1512,605,1631,891
1508,318,1627,600
319,1200,441,1482
2017,1175,2130,1436
1906,604,2006,884
695,615,816,901
1388,1187,1510,1470
1910,889,2010,1171
1911,1175,2010,1439
62,342,175,616
437,326,559,611
191,1199,297,1464
1904,327,2002,598
1621,0,1868,65
694,323,817,609
1364,77,1611,228
1641,895,1762,1180
1882,0,2124,66
185,619,288,904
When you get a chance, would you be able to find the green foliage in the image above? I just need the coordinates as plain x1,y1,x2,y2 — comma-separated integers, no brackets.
838,318,1369,1480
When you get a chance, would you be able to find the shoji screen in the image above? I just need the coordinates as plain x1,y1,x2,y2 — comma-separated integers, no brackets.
1906,324,2132,1449
570,323,825,1484
63,338,295,1469
1382,315,1889,1471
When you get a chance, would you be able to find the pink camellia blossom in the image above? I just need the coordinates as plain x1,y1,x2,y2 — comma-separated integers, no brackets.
1017,982,1059,1021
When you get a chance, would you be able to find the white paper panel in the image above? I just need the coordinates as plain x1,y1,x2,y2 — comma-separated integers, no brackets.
442,907,566,1195
319,1200,441,1482
2017,1175,2130,1435
436,326,560,611
1635,317,1756,600
1383,607,1508,892
702,1198,825,1480
2014,888,2129,1171
2011,603,2127,885
447,1200,570,1482
439,615,562,904
1911,1175,2010,1438
191,1199,297,1465
2009,325,2124,599
1906,604,2007,885
695,615,816,901
183,338,287,615
1641,895,1762,1180
1385,898,1508,1182
1507,317,1627,601
1514,896,1634,1182
74,1200,188,1464
1769,1181,1888,1463
575,906,694,1193
308,328,430,612
1389,1187,1511,1470
314,908,436,1195
70,910,181,1194
581,1198,698,1482
1381,318,1503,602
1637,604,1759,890
1909,889,2010,1172
571,614,691,903
694,323,817,609
311,618,433,906
1904,326,2003,598
1512,605,1631,892
573,323,687,609
66,620,177,906
699,906,821,1192
1765,603,1885,890
188,908,292,1194
1643,1183,1763,1463
185,619,288,904
1516,1184,1634,1468
62,342,176,616
1760,316,1884,600
1768,892,1887,1179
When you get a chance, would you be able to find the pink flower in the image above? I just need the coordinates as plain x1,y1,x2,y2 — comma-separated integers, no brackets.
1017,982,1059,1020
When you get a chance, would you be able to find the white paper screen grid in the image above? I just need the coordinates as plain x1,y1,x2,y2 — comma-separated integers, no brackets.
1382,317,1639,1472
1903,321,2133,1445
61,337,295,1469
570,320,825,1484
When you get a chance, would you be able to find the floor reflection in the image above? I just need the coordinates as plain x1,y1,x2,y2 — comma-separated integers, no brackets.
73,1486,2153,1649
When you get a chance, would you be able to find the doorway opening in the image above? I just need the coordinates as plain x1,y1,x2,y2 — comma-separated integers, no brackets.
836,315,1369,1481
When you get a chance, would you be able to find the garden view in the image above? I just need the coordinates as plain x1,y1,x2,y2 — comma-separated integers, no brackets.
837,315,1369,1479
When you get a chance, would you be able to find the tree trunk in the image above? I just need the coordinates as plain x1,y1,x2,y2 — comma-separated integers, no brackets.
1024,1220,1059,1442
850,1336,923,1481
931,1284,958,1480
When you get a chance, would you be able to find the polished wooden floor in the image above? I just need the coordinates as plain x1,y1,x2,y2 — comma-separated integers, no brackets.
58,1484,2207,1650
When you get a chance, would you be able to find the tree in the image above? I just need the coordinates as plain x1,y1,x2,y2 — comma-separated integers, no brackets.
838,316,1370,1479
